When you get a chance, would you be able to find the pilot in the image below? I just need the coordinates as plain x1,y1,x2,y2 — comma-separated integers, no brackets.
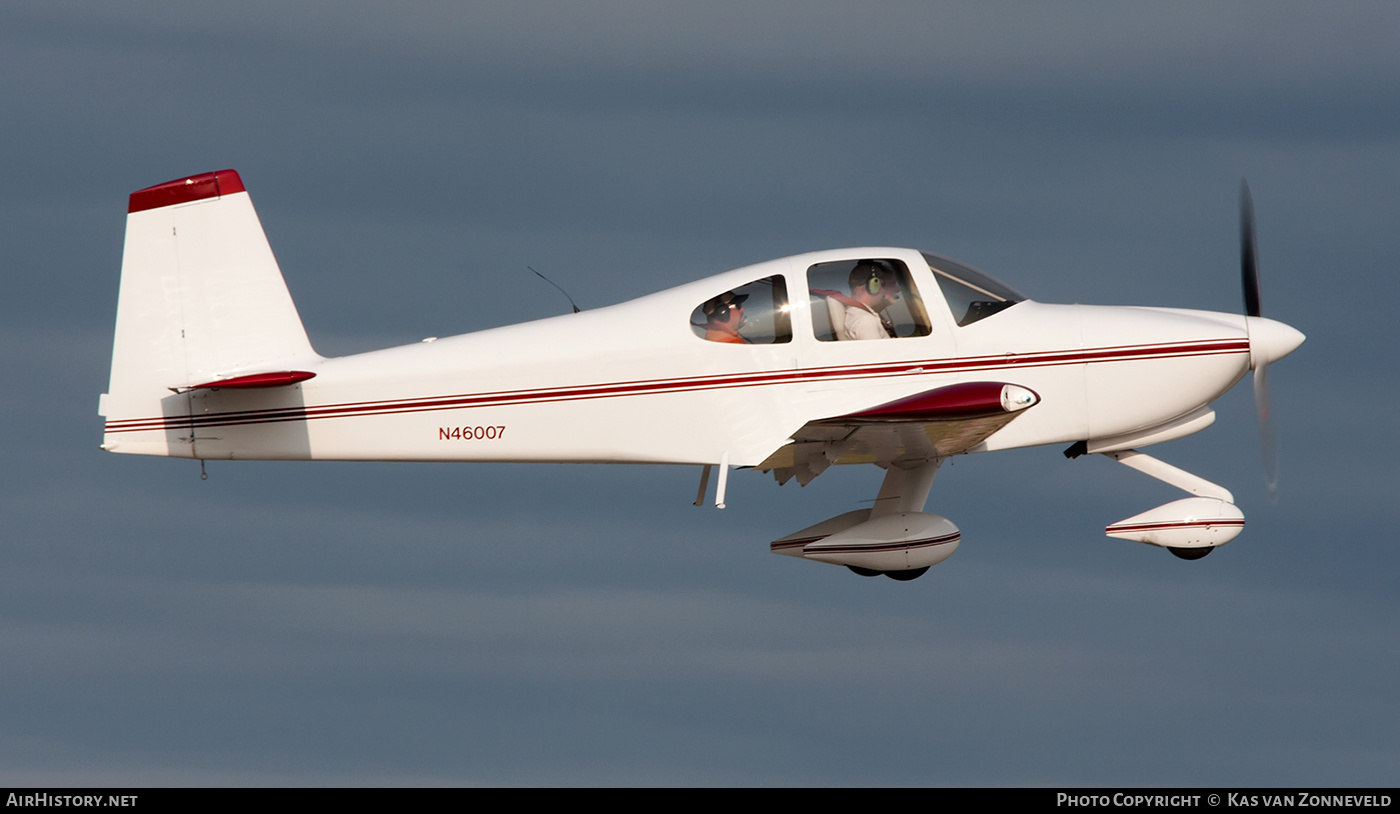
701,291,749,344
841,261,901,340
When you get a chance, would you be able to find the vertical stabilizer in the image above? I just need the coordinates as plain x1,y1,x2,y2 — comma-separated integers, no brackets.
101,170,321,456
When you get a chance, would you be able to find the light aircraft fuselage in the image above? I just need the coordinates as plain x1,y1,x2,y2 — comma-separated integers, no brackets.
100,170,1303,578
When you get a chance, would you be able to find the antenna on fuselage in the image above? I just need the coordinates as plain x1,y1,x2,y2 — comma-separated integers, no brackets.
527,266,581,314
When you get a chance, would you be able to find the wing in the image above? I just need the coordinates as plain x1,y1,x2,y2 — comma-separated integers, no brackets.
757,381,1040,486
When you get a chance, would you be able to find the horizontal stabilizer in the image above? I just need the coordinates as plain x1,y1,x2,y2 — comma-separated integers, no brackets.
184,370,317,392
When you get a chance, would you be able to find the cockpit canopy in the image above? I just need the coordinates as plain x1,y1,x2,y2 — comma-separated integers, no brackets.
687,250,1026,346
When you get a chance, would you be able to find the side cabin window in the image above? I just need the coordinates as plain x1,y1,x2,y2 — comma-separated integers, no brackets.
922,252,1026,327
690,275,792,345
808,258,931,341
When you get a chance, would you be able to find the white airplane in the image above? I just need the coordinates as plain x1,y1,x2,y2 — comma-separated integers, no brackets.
100,170,1304,581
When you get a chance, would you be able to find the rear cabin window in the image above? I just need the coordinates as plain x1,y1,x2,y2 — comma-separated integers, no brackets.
690,275,792,345
807,258,931,341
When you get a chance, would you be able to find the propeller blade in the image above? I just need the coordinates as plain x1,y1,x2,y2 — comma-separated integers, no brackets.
1242,179,1278,498
1240,179,1262,318
1254,361,1278,501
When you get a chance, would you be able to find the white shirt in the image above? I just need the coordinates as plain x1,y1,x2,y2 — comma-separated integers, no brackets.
842,303,893,340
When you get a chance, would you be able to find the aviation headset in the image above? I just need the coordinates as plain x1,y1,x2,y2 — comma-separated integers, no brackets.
704,291,748,322
852,261,894,296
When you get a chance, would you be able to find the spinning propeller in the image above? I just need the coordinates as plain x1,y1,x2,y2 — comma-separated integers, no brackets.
1239,180,1304,500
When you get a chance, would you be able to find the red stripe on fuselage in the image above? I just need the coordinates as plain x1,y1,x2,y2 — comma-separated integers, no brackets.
104,339,1249,434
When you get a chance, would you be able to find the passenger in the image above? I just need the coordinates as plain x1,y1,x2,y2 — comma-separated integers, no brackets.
840,261,900,340
701,291,749,344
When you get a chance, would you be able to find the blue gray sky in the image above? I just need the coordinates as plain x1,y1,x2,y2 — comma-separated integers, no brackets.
2,2,1397,785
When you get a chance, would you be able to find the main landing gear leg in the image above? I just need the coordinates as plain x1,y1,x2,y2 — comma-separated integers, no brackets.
866,459,943,580
870,458,943,518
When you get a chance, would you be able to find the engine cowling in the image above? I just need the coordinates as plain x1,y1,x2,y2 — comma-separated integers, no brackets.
771,511,960,572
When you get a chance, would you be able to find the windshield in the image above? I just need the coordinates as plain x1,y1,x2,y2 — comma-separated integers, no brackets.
921,252,1026,327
